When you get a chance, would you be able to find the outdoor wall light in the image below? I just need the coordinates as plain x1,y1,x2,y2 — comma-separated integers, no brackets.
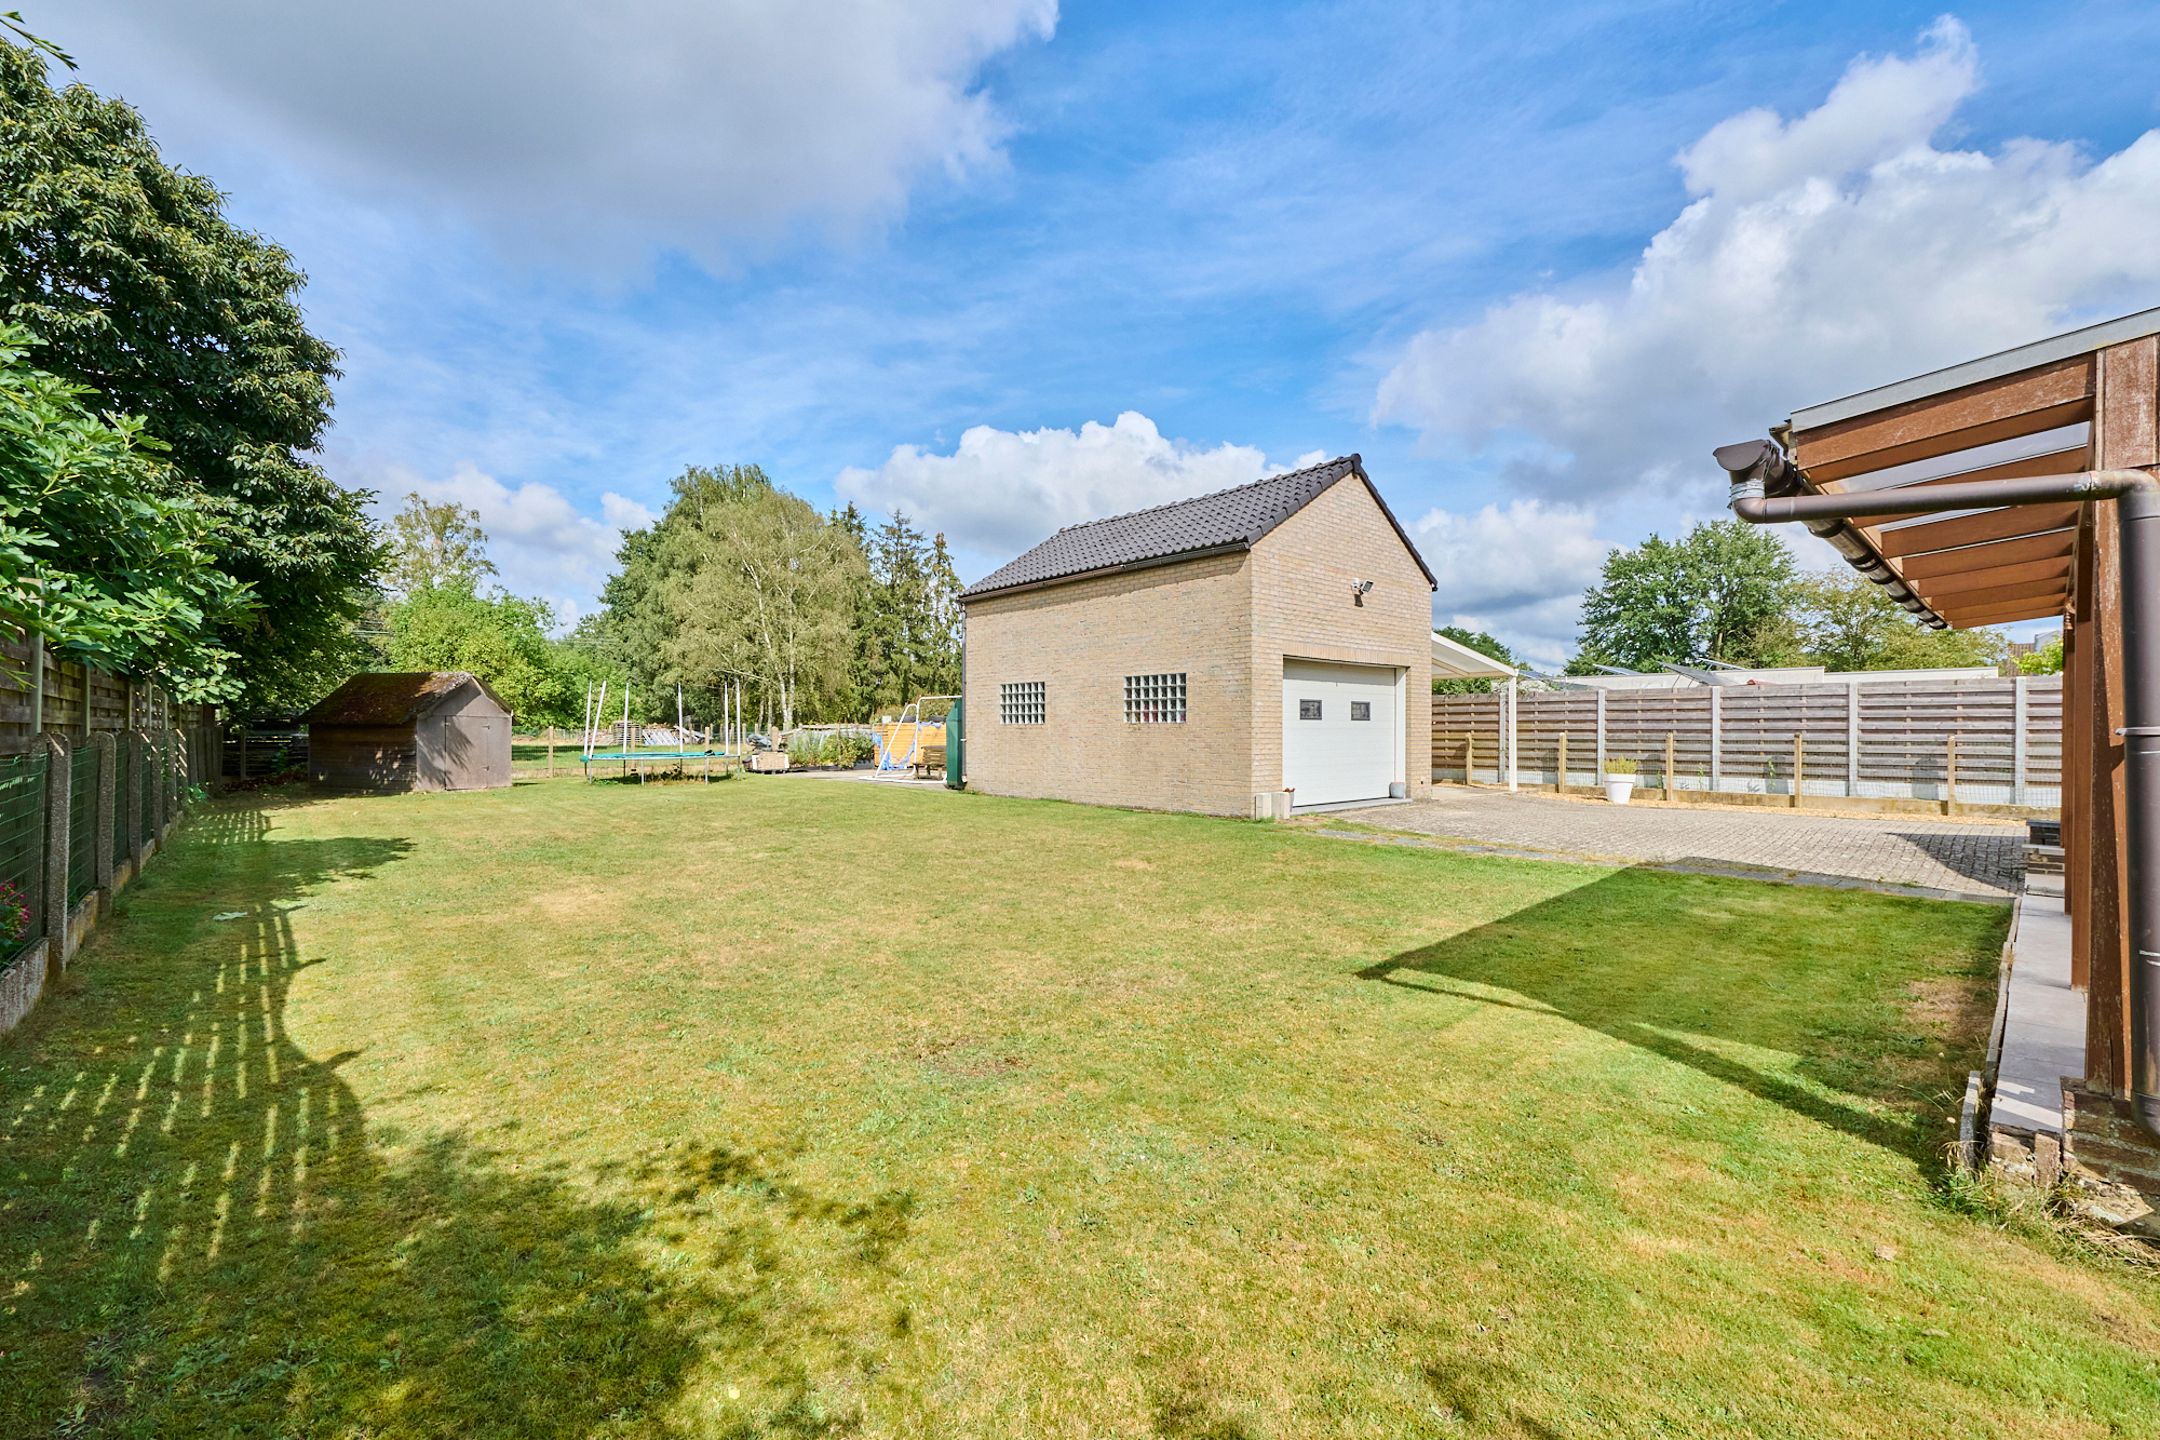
1352,579,1375,606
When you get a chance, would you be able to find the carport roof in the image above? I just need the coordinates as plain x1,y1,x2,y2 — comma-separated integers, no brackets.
961,454,1436,600
1432,632,1515,679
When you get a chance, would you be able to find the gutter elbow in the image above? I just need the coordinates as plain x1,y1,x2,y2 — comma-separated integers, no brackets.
1715,438,1790,520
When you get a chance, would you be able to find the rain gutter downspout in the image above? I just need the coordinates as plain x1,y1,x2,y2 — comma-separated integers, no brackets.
1716,439,2160,1137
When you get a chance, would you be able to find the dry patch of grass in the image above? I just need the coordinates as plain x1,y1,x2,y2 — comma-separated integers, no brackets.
2,779,2154,1438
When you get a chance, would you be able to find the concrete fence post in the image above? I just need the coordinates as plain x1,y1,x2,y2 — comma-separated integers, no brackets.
168,726,186,823
1594,690,1607,779
1663,731,1676,800
2012,673,2030,806
1556,732,1569,794
1846,682,1861,798
1708,687,1723,793
92,732,115,908
38,734,69,976
150,731,168,838
128,731,149,870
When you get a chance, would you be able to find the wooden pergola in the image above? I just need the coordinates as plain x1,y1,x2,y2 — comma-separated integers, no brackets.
1761,307,2160,1099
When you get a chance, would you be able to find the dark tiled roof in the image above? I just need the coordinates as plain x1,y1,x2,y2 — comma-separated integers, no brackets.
304,672,504,725
962,454,1434,599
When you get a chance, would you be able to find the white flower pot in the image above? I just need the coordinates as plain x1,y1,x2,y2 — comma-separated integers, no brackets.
1605,776,1636,805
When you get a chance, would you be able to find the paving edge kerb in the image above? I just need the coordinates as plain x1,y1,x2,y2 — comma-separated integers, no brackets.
1306,823,2014,904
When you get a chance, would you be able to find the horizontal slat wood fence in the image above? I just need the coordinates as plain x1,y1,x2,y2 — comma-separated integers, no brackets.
1434,675,2062,809
1,638,215,758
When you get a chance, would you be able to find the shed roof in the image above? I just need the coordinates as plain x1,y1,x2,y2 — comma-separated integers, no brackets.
304,672,507,725
961,454,1436,601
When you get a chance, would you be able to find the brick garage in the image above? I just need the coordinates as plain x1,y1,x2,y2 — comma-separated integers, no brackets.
959,455,1435,817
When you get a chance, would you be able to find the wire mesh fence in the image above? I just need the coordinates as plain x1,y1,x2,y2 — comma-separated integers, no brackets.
113,736,135,859
67,743,100,908
0,751,46,962
139,738,159,837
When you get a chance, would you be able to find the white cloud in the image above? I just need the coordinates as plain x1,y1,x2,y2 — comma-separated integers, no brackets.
66,0,1058,268
1410,500,1613,670
1373,16,2160,499
834,412,1316,573
369,462,655,628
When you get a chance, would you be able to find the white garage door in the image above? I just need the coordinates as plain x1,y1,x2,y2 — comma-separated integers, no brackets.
1283,660,1398,808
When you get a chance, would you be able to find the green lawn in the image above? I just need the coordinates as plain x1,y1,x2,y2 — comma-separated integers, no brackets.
2,778,2154,1438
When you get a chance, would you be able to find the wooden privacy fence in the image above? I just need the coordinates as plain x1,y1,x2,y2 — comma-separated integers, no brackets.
1,638,220,1034
1434,674,2063,810
222,725,310,782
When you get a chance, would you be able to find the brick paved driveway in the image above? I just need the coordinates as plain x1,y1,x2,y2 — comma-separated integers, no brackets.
1328,787,2023,899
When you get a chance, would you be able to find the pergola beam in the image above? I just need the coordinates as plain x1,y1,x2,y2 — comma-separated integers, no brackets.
1894,527,2076,581
1924,576,2073,610
1872,502,2081,558
1939,595,2071,629
1912,555,2073,601
1836,444,2088,509
1792,356,2096,484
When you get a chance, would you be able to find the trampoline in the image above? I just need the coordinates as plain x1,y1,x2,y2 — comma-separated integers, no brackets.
580,748,741,783
581,679,748,784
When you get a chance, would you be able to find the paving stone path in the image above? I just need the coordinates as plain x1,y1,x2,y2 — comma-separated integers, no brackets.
1331,787,2024,899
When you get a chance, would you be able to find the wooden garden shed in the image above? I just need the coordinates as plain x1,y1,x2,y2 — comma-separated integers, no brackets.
303,672,512,792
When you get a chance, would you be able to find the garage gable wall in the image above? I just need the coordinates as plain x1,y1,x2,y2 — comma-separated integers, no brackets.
961,549,1254,815
1246,475,1433,799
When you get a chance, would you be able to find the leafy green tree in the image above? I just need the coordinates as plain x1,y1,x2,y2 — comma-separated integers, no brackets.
1789,571,1898,673
544,626,627,729
387,493,497,596
846,510,963,715
598,466,866,729
1792,570,2004,672
1575,521,1798,671
1874,617,2007,671
2017,635,2065,676
667,481,862,729
1432,625,1516,694
385,583,574,724
923,531,964,695
0,324,247,698
0,41,381,712
591,525,675,719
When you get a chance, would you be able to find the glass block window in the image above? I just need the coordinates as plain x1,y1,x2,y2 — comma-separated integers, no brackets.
1350,701,1371,721
1298,699,1321,720
1000,681,1046,725
1124,673,1187,724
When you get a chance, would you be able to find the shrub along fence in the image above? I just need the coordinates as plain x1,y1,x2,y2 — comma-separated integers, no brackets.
1,638,218,1034
1434,674,2063,814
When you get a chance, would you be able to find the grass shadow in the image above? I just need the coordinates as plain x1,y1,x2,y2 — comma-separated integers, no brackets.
1356,864,2001,1168
1,795,913,1436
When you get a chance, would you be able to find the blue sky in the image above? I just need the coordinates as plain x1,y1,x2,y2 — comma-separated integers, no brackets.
57,1,2160,666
